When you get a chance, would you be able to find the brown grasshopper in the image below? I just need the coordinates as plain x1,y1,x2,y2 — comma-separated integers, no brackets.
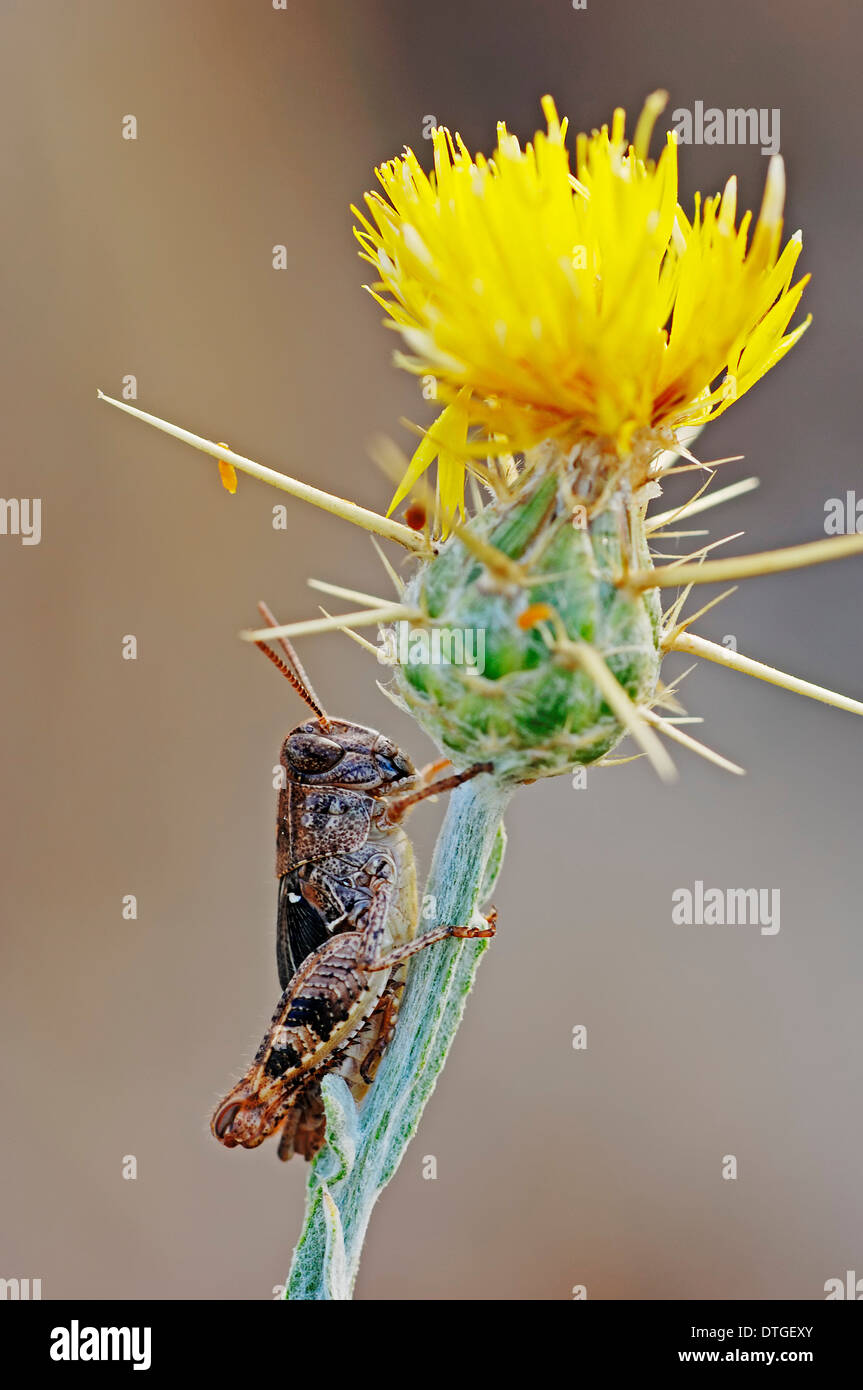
211,603,496,1162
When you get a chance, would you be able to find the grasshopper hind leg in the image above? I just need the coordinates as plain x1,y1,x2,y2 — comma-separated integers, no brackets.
340,970,406,1093
276,973,406,1162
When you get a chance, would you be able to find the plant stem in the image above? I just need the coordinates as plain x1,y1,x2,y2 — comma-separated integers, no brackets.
286,774,512,1300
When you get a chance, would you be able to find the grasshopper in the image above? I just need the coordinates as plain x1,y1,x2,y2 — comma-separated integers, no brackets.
211,603,496,1162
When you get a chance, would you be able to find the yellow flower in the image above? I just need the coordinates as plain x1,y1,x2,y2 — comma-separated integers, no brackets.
354,94,810,519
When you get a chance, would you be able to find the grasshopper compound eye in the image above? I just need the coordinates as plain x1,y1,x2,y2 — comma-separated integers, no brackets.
283,731,344,774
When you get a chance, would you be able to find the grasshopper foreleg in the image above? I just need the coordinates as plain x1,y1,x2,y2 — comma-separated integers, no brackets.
380,760,493,825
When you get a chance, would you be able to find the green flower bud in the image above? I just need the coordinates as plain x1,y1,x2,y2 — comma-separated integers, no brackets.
388,465,662,783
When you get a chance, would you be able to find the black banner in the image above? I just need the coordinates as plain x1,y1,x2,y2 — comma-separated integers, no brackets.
4,1299,859,1374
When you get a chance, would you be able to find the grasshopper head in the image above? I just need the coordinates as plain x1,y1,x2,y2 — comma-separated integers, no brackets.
252,602,416,791
281,718,415,792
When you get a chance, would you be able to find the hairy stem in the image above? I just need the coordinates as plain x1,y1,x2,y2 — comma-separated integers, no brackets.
286,775,511,1300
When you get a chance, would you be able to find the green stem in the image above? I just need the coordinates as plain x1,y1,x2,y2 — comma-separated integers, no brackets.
286,775,511,1300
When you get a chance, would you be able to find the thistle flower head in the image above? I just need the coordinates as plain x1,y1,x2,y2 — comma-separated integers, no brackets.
355,94,810,516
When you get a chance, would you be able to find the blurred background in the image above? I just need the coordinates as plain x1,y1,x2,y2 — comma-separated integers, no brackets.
1,0,861,1301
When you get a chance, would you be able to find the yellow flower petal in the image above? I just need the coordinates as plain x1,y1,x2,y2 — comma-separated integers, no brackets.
357,96,809,506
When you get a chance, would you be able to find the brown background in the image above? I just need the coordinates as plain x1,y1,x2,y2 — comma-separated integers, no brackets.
1,0,861,1300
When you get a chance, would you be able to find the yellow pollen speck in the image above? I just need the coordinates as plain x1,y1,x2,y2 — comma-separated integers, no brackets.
216,444,238,494
517,603,554,630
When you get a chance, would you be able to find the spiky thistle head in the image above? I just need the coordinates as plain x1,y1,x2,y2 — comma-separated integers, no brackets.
355,93,810,526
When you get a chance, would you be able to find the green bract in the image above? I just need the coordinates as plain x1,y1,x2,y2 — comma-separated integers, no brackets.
390,465,662,783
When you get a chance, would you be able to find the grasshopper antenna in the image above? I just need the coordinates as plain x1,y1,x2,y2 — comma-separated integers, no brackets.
255,600,331,729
